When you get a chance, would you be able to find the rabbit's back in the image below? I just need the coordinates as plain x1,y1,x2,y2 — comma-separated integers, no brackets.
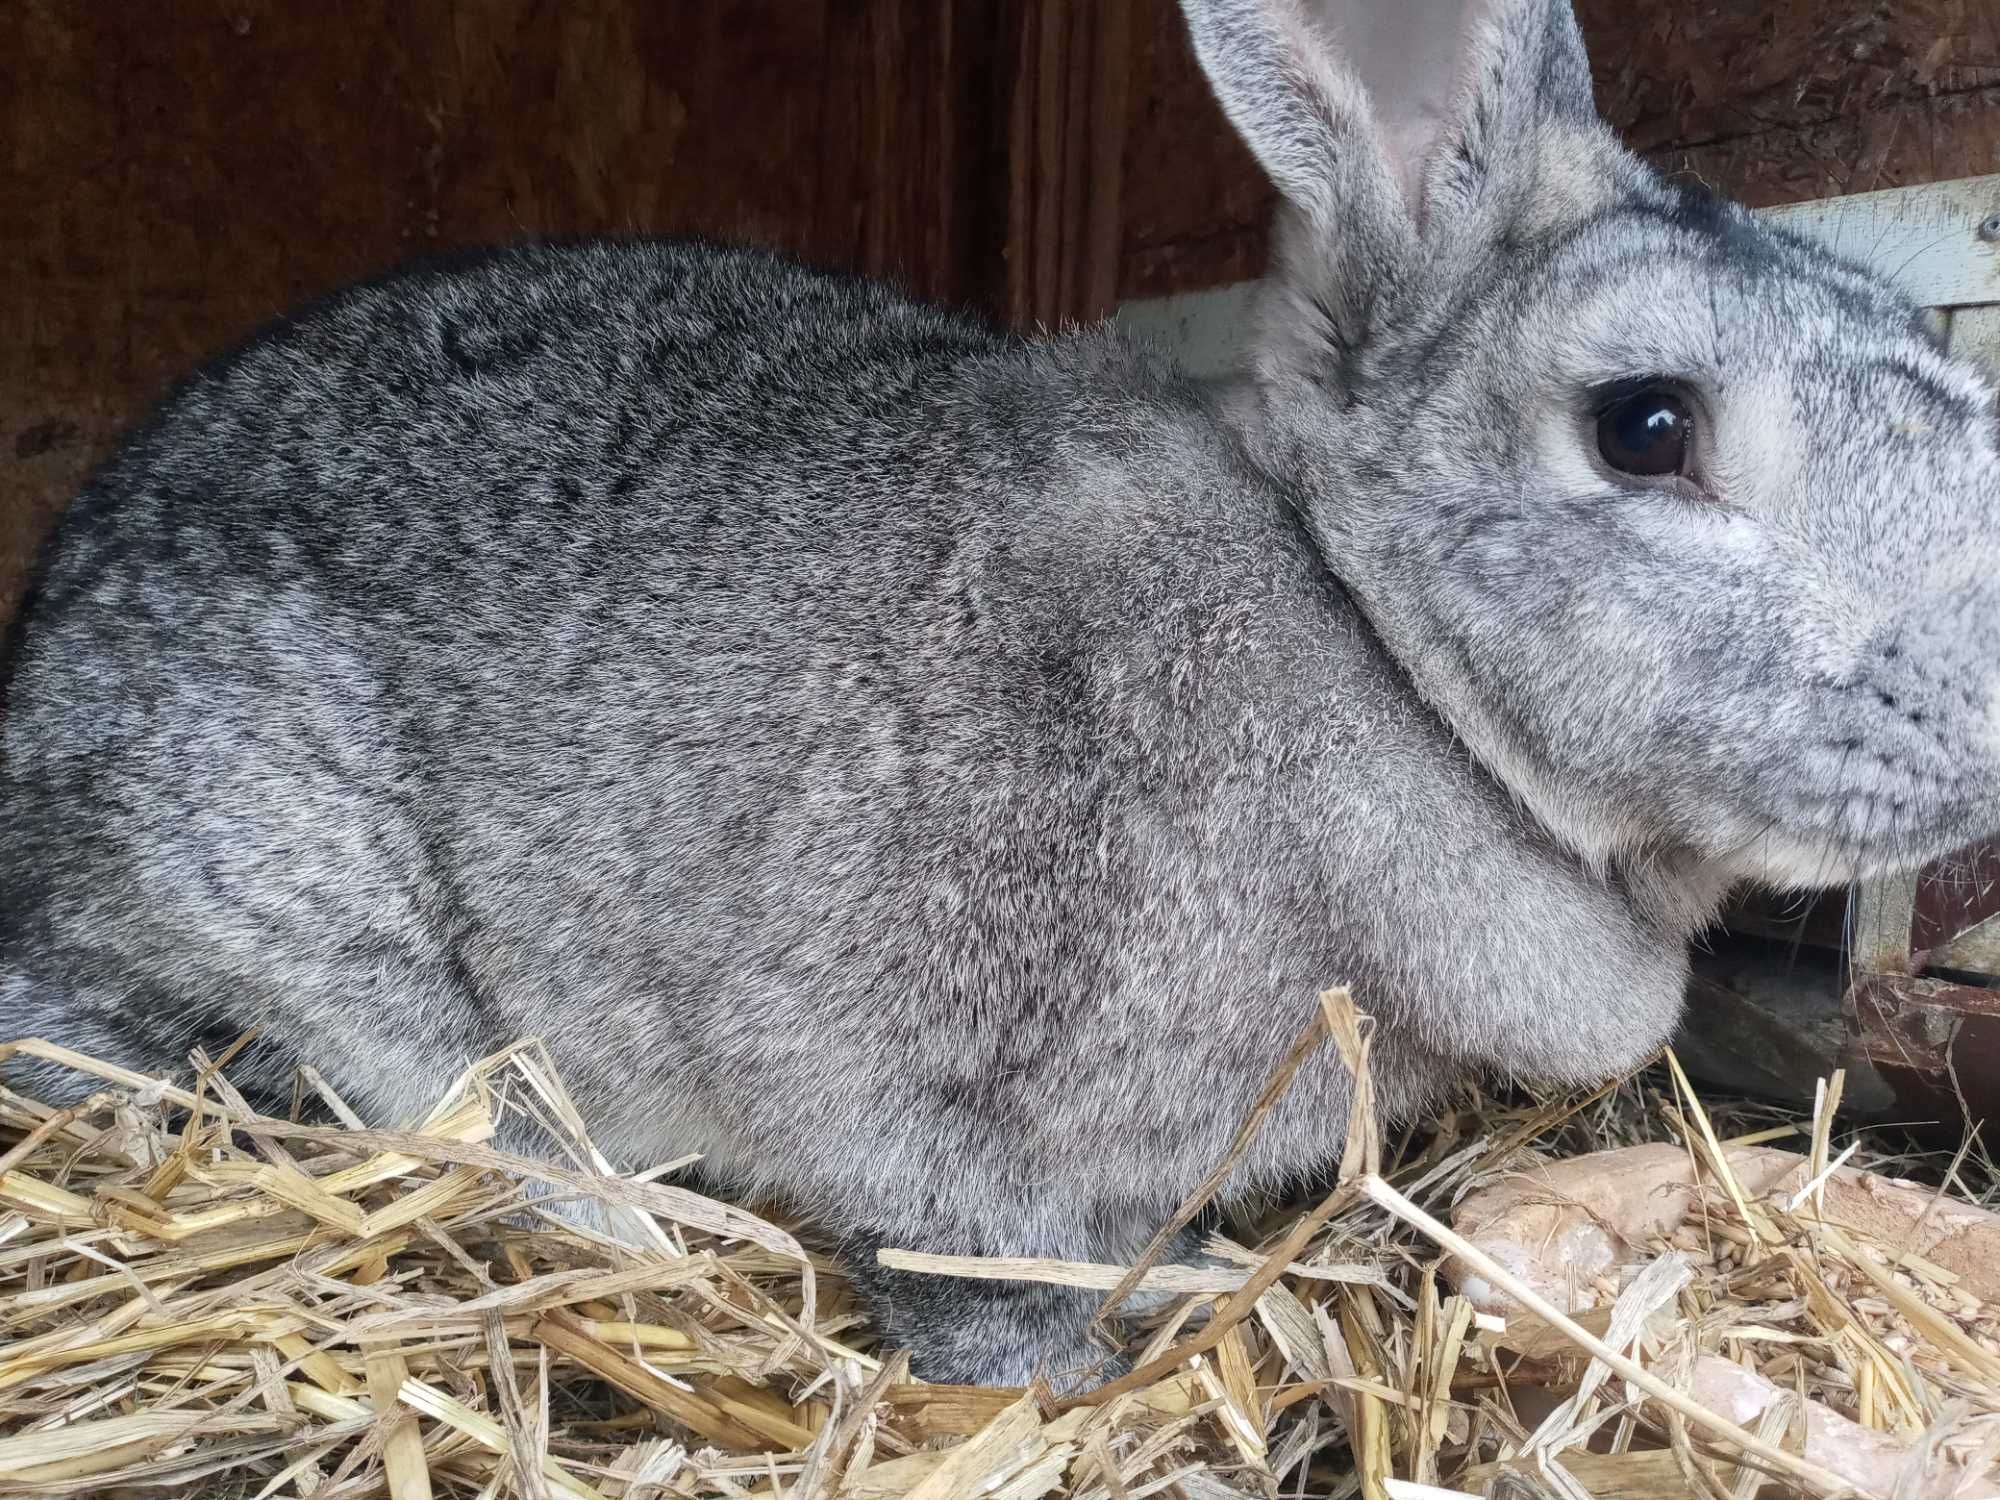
14,238,1012,700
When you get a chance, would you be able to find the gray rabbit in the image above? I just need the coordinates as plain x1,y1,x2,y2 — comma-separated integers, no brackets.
4,0,1998,1390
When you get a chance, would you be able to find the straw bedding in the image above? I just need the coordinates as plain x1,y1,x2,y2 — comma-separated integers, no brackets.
1,990,1995,1500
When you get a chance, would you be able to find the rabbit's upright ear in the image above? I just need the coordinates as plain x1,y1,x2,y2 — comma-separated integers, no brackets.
1358,0,1607,251
1177,0,1412,234
1181,0,1612,366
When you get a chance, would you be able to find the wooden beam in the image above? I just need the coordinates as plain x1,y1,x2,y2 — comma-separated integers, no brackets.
1003,0,1132,327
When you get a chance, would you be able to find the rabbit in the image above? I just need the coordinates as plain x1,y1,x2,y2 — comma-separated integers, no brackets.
5,0,2000,1392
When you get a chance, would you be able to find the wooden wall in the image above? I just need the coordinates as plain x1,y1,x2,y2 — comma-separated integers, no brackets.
3,0,1996,623
1,0,1131,623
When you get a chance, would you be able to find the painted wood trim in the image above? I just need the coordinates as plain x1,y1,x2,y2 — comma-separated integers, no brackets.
1950,303,2000,369
1759,175,2000,311
1113,281,1262,380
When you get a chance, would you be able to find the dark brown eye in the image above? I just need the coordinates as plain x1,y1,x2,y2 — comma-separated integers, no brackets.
1597,389,1693,478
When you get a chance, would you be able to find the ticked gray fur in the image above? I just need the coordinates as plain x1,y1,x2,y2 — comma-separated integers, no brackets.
4,0,1998,1387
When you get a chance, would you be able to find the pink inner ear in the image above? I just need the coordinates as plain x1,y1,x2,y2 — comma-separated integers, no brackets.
1303,0,1489,217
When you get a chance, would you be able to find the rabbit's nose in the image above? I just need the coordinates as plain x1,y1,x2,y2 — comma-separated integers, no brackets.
1848,622,1990,747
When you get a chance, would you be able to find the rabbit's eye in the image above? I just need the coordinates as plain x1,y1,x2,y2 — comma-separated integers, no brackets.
1597,390,1693,478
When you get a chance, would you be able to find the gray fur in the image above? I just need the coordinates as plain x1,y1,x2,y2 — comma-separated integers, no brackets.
4,0,1998,1389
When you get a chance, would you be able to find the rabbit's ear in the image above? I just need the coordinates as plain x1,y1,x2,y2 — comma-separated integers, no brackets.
1358,0,1604,246
1177,0,1414,242
1182,0,1609,349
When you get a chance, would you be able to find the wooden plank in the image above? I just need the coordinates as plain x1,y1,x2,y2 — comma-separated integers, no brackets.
1853,867,1922,977
1950,303,2000,368
810,2,1015,314
1759,175,2000,308
1937,913,2000,976
1118,0,1273,300
1114,281,1261,380
1004,0,1133,326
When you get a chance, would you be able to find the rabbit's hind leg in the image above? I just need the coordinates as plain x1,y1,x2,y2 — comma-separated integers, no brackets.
0,933,490,1139
0,962,288,1110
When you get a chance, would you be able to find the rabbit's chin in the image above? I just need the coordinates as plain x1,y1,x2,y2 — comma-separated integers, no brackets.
1710,829,1957,894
